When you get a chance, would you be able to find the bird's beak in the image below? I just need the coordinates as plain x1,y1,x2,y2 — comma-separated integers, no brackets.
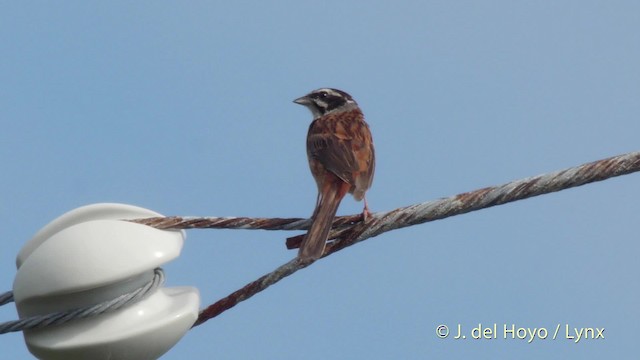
293,96,311,106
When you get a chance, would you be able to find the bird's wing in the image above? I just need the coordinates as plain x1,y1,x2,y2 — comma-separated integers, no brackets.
307,129,358,185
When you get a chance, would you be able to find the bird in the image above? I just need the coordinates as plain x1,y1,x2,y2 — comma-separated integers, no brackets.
293,88,375,261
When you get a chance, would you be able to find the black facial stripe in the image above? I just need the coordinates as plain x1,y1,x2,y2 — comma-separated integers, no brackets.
310,91,348,114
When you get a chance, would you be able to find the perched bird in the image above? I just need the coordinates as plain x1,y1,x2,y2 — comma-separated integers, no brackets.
293,88,375,260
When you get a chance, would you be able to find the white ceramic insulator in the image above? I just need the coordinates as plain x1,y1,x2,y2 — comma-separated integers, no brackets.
12,203,200,360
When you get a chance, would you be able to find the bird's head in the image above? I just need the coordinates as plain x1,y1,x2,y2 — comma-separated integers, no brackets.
293,88,358,119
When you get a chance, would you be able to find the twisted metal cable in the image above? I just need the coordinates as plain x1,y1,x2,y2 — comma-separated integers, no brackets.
190,151,640,327
335,150,640,249
134,152,640,237
0,268,165,334
131,212,361,232
2,152,638,331
0,291,13,306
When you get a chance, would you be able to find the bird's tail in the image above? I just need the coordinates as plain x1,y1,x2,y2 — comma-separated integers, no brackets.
299,180,349,261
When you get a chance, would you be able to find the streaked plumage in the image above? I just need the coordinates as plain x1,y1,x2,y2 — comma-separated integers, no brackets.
293,88,375,260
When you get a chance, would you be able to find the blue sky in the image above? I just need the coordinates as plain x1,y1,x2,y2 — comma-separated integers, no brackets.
1,1,639,359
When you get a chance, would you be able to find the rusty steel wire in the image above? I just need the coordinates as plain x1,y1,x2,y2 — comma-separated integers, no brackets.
134,151,640,328
131,212,362,232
